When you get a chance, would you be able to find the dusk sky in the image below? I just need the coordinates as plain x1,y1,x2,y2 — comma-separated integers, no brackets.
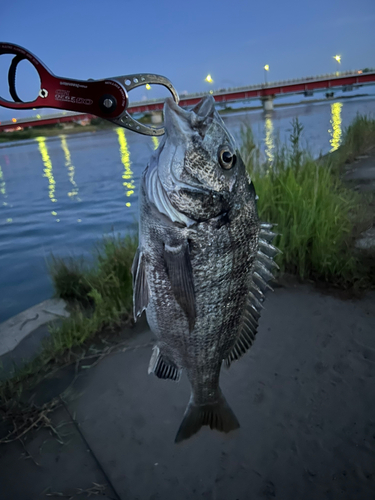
1,0,374,120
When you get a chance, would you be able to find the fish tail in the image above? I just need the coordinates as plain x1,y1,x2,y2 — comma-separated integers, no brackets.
175,390,240,443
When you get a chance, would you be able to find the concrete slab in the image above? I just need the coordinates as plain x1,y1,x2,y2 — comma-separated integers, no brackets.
343,149,375,247
0,298,69,357
62,286,375,500
0,405,118,500
355,226,375,250
0,323,53,380
345,156,375,181
1,286,374,499
343,148,375,195
354,182,375,193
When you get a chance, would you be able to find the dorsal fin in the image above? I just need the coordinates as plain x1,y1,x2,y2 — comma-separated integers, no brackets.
224,291,261,368
225,223,279,368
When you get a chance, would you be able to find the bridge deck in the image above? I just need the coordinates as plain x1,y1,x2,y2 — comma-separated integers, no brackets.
1,69,374,131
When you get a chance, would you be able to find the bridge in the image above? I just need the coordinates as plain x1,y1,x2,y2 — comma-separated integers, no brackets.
1,69,374,132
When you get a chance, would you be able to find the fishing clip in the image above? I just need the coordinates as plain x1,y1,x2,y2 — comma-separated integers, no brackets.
0,42,179,136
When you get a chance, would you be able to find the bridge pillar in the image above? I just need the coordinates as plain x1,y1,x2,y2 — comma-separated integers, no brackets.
151,112,163,124
262,96,274,112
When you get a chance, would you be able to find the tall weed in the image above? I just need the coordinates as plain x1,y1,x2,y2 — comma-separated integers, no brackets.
244,119,363,285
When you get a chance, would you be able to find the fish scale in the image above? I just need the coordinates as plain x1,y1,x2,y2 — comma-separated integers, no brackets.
132,96,278,442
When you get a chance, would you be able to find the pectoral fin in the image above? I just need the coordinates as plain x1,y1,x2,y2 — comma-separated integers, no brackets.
132,248,149,320
164,241,196,332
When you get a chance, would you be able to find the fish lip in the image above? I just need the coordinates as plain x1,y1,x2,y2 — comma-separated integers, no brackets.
164,96,216,130
164,96,182,112
164,97,191,124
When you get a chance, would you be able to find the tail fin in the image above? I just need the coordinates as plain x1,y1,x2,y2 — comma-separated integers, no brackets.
175,391,240,443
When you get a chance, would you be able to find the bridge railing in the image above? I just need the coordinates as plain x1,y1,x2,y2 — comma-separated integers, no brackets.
129,68,375,107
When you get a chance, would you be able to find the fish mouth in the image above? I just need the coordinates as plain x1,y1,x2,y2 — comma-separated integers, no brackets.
161,97,215,195
163,98,192,139
163,96,216,138
164,97,190,120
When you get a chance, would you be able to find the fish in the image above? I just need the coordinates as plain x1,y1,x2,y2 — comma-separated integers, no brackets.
132,95,278,443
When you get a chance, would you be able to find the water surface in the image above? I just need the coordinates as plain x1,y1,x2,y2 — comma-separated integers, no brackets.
1,96,374,322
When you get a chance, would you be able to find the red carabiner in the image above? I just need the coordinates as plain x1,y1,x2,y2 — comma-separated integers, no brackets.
0,42,179,135
0,42,127,119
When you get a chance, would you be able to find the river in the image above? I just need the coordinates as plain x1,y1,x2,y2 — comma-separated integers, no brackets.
1,96,374,322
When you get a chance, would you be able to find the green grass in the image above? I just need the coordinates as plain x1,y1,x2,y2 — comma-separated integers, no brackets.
0,234,137,405
241,117,373,287
47,234,138,353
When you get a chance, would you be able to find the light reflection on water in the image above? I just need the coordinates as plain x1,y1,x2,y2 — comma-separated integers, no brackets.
329,102,343,152
1,96,375,322
36,136,58,220
0,163,11,223
60,134,80,200
264,116,275,164
0,164,7,201
116,127,135,208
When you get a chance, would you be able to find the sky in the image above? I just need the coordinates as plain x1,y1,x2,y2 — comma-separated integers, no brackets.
0,0,374,121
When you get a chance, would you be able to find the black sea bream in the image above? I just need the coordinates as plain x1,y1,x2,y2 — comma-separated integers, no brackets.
132,96,278,442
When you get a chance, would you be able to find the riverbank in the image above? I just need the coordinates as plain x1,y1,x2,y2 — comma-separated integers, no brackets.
0,121,114,144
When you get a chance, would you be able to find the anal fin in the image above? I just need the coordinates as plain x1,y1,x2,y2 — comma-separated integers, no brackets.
148,346,181,382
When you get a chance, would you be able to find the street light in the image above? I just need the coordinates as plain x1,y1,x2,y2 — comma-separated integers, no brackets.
145,83,151,90
264,65,269,84
333,55,341,75
205,74,213,83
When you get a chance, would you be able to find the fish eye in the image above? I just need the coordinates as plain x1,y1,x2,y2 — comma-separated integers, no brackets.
218,148,236,170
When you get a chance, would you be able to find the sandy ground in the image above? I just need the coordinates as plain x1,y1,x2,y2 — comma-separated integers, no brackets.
0,283,374,500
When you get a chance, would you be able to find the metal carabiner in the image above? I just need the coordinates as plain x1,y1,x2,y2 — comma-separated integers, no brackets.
0,42,179,136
